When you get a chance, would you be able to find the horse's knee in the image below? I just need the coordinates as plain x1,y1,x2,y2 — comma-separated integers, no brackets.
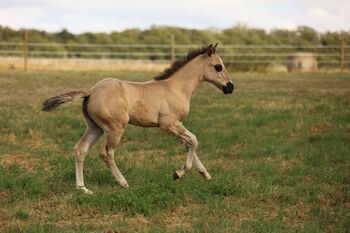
189,134,198,150
180,134,198,151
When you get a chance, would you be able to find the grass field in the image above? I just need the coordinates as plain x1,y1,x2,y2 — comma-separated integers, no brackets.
0,70,349,232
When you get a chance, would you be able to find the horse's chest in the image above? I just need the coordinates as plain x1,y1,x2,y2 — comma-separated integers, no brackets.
171,104,190,120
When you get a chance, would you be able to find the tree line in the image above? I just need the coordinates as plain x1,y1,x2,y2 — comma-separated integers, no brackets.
0,25,348,70
1,24,348,45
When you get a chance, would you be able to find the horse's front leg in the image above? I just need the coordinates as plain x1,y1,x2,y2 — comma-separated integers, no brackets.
163,121,211,180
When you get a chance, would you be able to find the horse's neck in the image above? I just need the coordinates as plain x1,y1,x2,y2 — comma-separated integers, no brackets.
167,57,203,99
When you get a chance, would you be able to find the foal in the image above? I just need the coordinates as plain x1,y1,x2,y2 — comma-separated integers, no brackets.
42,43,234,194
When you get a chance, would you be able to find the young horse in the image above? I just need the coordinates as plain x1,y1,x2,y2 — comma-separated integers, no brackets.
42,43,234,194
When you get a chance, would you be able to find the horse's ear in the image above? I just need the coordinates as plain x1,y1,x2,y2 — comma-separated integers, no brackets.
213,42,218,53
207,43,214,57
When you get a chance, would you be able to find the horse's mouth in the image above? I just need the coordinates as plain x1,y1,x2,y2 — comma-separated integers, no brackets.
222,82,234,94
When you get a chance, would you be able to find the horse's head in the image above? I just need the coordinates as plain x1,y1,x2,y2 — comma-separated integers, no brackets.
202,43,234,95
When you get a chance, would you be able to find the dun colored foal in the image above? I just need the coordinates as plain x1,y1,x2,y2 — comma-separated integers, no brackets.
42,43,234,194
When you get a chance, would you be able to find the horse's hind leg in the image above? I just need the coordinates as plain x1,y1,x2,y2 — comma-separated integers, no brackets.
99,126,129,188
74,125,102,194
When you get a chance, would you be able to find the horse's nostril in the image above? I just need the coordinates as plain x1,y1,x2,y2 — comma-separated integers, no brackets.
227,82,234,90
223,82,234,94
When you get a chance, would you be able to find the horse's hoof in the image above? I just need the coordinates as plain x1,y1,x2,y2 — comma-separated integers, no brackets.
121,183,129,188
120,181,129,188
173,171,180,180
199,171,212,180
77,186,93,194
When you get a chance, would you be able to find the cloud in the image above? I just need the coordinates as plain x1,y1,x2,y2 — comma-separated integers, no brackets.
0,0,348,33
305,7,346,31
0,6,61,31
0,6,41,28
292,0,350,31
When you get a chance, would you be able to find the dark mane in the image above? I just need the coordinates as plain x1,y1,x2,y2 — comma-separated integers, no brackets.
154,47,207,81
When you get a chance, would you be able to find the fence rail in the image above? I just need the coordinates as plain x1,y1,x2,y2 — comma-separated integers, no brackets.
0,42,344,49
0,33,348,71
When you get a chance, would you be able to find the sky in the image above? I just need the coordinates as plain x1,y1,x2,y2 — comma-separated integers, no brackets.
0,0,349,33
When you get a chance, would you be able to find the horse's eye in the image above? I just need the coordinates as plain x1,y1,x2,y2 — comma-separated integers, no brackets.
214,64,222,72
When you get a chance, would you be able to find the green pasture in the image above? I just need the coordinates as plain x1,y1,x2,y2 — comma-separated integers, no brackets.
0,70,349,232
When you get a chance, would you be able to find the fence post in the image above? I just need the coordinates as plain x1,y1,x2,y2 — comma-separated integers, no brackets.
23,30,29,71
170,35,175,62
339,32,345,72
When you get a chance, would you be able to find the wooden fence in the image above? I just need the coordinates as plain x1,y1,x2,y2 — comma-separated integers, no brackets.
0,31,348,71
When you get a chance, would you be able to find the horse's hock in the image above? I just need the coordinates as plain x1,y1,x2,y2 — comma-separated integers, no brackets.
287,53,318,72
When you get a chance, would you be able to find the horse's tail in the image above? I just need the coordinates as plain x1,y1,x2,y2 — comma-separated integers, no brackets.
41,91,89,112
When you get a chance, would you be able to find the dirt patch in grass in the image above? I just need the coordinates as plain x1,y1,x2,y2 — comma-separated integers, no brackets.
309,122,332,133
25,130,60,151
263,201,279,220
225,207,256,231
0,191,9,199
26,130,48,149
233,209,255,222
124,149,168,169
208,157,244,170
1,130,59,151
162,205,198,230
279,158,304,172
128,214,150,225
2,133,17,144
0,208,13,231
1,152,50,171
282,202,312,226
233,143,247,150
259,98,303,111
303,175,316,184
2,197,154,232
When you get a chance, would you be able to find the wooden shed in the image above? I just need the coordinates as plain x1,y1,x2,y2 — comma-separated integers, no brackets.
287,53,318,72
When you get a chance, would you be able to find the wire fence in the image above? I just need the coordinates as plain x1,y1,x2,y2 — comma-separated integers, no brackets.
0,40,349,70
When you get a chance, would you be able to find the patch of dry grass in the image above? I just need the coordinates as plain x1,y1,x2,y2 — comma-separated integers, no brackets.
0,57,168,72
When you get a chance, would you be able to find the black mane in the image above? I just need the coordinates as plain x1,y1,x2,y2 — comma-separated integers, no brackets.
154,47,207,81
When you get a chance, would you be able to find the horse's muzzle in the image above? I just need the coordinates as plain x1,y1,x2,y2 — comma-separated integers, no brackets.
222,82,234,94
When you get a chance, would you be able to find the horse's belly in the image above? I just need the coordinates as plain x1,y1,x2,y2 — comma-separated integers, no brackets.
128,100,159,127
128,115,159,127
